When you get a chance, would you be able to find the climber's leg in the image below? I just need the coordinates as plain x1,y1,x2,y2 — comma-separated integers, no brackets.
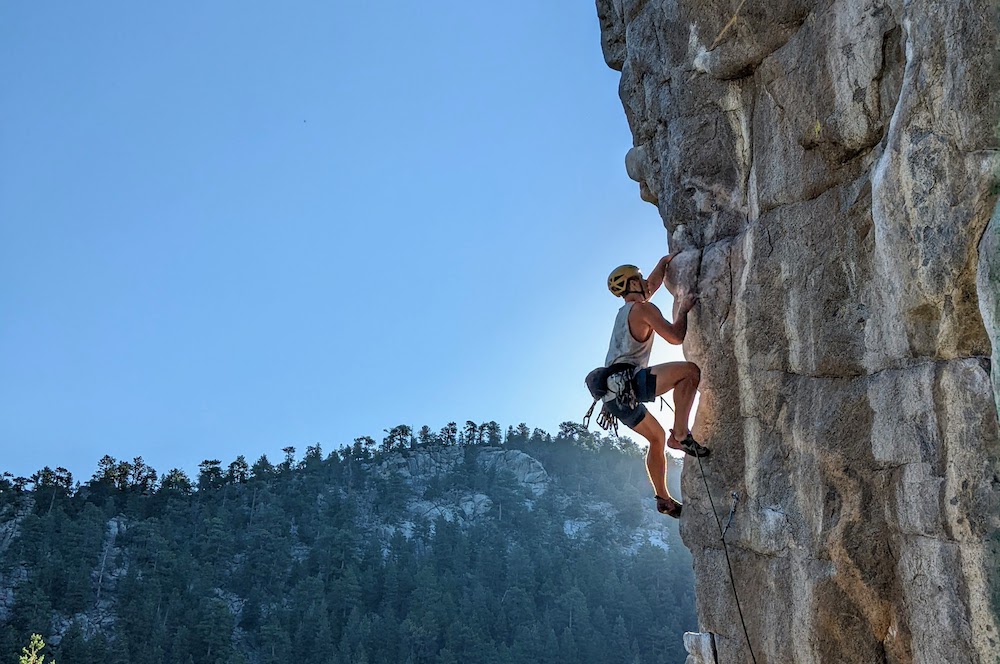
647,362,699,438
632,412,669,498
646,361,710,457
632,412,681,517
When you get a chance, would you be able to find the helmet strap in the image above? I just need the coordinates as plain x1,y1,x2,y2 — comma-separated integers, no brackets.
623,278,644,298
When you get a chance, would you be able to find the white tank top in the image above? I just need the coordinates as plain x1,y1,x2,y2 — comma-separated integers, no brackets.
603,302,653,400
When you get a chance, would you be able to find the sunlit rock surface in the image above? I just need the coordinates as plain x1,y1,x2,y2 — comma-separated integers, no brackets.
596,0,1000,662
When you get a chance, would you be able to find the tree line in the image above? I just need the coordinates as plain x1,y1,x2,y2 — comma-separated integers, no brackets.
3,420,635,500
0,421,695,664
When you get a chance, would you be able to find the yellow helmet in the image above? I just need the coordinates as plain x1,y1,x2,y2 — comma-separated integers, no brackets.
608,264,642,297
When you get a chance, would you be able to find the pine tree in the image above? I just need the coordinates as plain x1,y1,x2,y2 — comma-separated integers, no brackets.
161,468,193,493
462,420,479,446
1,422,699,664
280,446,296,472
440,422,458,446
417,425,436,447
197,460,224,490
251,454,274,479
19,634,54,664
226,456,250,484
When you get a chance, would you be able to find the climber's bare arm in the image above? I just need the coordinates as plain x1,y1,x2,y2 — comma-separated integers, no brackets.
632,296,696,345
644,252,681,300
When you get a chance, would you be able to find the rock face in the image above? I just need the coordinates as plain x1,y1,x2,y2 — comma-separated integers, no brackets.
0,501,32,624
596,1,1000,662
377,446,550,496
376,446,550,529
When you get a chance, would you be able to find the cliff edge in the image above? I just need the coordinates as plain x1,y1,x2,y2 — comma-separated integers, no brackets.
595,1,1000,662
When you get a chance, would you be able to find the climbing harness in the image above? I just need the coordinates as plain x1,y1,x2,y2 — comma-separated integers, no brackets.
582,362,641,435
696,455,758,664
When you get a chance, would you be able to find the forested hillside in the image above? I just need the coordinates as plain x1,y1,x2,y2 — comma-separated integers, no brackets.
0,422,695,664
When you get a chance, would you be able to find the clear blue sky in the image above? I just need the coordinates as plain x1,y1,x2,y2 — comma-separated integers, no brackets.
1,1,682,482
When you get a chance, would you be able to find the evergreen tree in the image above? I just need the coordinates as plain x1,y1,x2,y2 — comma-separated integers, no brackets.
226,456,250,484
381,425,412,454
251,455,274,479
481,421,502,446
19,634,53,664
1,423,697,664
197,460,224,490
462,420,479,446
417,425,436,447
128,457,158,492
302,444,323,470
161,468,193,494
439,422,458,446
280,447,296,472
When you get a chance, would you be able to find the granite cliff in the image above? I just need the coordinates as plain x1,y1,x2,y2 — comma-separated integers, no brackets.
595,1,1000,662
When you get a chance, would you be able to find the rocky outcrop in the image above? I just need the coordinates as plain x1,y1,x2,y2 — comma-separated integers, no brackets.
404,493,495,525
92,517,127,609
0,501,32,624
375,447,550,534
376,446,550,496
595,1,1000,662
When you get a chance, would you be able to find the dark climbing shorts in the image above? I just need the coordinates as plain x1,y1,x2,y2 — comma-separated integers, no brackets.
604,367,656,428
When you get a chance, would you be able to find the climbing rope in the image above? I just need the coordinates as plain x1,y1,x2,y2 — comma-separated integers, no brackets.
659,395,758,662
597,394,758,660
696,454,758,664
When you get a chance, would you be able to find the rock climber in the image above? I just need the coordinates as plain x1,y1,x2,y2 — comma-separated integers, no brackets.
585,254,709,519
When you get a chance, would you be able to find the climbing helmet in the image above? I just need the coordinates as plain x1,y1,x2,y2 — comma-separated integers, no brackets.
607,264,642,297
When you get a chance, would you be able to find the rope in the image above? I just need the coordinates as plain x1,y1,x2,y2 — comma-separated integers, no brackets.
696,454,758,664
603,391,757,660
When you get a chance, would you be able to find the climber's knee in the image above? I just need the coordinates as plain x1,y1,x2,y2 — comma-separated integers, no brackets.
634,411,665,450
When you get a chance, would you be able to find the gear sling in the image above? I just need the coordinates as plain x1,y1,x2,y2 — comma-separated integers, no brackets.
582,362,640,435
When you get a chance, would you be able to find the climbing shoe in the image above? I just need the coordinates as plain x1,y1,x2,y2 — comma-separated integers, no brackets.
670,430,710,458
655,495,682,519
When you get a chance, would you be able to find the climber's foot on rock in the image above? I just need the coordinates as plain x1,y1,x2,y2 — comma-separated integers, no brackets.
655,495,682,519
668,430,710,458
